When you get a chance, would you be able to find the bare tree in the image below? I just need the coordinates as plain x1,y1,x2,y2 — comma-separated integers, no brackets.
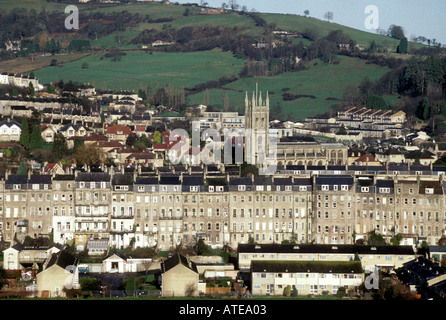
185,282,197,297
324,11,334,22
228,0,240,11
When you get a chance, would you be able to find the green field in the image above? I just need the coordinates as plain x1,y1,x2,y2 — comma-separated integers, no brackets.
33,49,245,92
186,55,392,121
260,13,426,52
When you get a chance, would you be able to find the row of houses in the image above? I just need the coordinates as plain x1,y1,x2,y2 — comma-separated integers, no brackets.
10,241,446,299
0,73,43,91
2,165,446,254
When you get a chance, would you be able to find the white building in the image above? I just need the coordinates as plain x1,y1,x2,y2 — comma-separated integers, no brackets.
0,120,21,142
251,260,364,296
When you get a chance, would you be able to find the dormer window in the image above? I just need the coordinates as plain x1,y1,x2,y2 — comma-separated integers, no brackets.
216,186,224,192
341,185,349,191
208,186,214,192
256,186,264,191
425,188,434,194
321,185,329,191
190,186,198,192
379,187,390,193
238,185,246,191
361,187,369,192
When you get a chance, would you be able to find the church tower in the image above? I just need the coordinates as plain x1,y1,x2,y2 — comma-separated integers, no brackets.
244,84,270,165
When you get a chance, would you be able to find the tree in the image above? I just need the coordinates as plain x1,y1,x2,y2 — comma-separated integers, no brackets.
29,125,45,151
367,94,389,110
74,144,103,166
390,233,403,246
17,161,27,175
337,124,347,134
194,238,211,255
52,133,69,160
153,131,162,144
421,97,431,120
228,0,240,11
389,25,405,40
29,81,35,96
304,9,310,16
19,118,30,148
324,11,334,22
367,230,387,246
397,37,408,54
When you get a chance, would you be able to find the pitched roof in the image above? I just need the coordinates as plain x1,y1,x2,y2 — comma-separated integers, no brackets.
104,124,132,135
161,254,198,274
44,250,78,270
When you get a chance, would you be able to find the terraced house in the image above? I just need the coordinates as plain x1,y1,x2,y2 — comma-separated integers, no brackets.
0,166,446,251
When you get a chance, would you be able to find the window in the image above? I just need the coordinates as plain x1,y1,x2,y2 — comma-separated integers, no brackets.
322,185,329,191
238,185,246,191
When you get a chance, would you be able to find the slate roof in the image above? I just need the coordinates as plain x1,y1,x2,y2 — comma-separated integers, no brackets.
182,175,204,186
376,180,394,188
76,172,110,182
5,175,28,185
135,176,159,185
159,175,181,185
45,250,78,270
238,244,415,255
28,174,52,185
251,260,363,274
315,175,354,186
112,173,134,186
160,254,198,274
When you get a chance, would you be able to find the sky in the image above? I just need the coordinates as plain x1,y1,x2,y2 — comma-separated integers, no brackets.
178,0,446,45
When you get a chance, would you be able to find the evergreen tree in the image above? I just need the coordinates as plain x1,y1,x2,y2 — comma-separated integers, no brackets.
16,161,27,175
397,37,408,54
29,125,45,151
19,118,30,148
153,131,162,144
52,133,68,160
421,97,431,120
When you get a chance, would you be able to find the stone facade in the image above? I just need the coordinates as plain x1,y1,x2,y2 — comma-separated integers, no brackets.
1,168,446,251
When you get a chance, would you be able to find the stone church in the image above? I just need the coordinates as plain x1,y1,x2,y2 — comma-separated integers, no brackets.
243,85,348,169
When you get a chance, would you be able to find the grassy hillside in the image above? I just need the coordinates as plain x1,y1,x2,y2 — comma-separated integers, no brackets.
4,0,414,121
186,55,392,121
33,49,245,92
260,13,426,52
